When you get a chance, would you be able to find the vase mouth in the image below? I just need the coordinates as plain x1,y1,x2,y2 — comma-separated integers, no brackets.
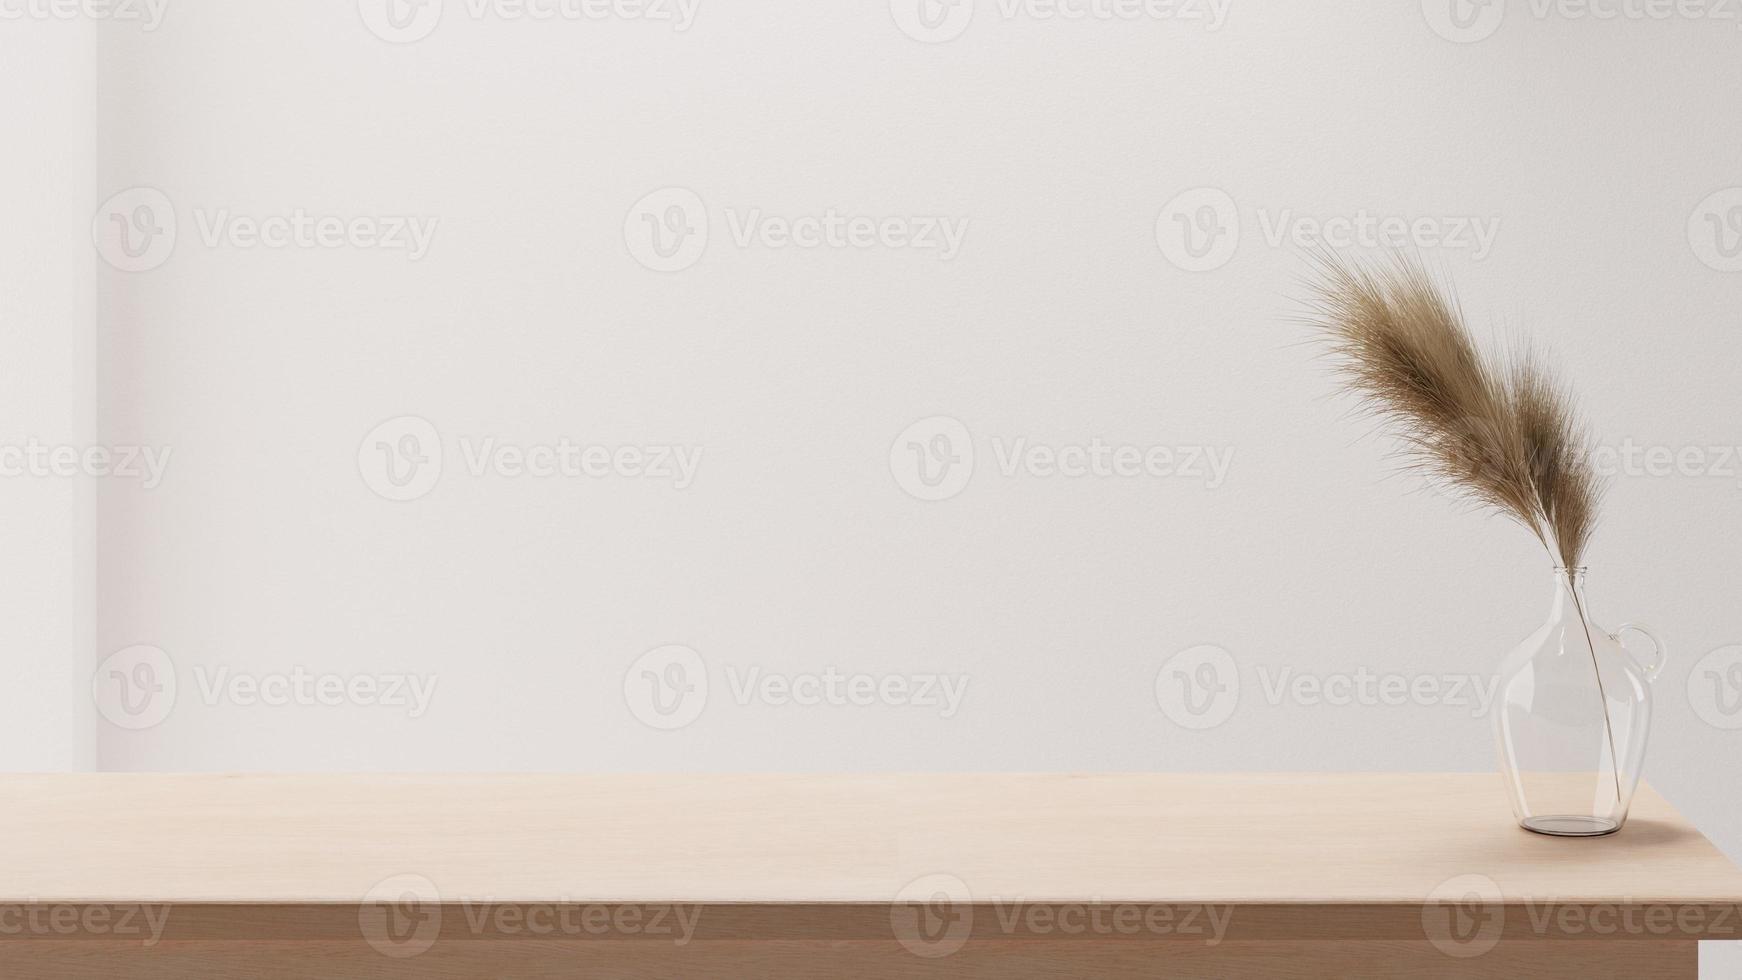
1552,565,1589,574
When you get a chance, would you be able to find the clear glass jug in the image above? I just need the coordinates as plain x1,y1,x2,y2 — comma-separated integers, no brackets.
1493,567,1666,836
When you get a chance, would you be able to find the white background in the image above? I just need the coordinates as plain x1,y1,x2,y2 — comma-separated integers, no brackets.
7,0,1742,972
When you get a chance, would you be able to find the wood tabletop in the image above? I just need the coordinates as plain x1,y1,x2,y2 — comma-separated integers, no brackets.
3,772,1738,909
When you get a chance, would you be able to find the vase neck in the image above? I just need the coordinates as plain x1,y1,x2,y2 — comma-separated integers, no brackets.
1549,566,1590,620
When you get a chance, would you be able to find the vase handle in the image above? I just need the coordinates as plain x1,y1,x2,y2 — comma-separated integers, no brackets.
1613,624,1668,682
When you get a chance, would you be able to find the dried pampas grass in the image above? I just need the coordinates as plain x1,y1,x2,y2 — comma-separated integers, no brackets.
1303,252,1604,569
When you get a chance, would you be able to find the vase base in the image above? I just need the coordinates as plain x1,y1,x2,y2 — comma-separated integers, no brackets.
1520,815,1622,837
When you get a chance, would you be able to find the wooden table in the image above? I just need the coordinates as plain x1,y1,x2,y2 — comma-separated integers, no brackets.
1,773,1737,978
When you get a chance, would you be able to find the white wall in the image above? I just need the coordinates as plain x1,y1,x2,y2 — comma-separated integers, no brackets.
0,18,97,770
82,0,1741,968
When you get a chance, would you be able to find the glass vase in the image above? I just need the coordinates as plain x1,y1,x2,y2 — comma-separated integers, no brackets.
1493,567,1666,837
